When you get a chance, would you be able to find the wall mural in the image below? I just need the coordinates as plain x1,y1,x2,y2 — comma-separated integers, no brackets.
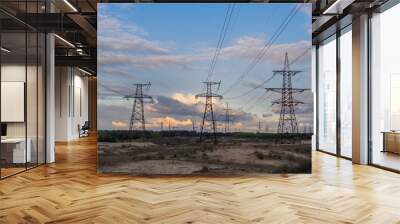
97,3,313,175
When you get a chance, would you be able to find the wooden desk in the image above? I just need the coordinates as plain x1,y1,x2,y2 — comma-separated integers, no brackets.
1,138,31,163
382,131,400,154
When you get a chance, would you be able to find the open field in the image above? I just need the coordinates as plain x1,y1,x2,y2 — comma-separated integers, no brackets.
98,134,311,175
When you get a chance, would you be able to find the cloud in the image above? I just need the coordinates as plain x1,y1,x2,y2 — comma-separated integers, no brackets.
262,113,272,118
149,116,193,128
98,52,208,70
149,95,203,117
149,94,256,125
99,34,170,54
112,120,128,128
219,37,310,65
270,102,313,115
98,93,294,132
299,3,312,16
113,3,136,11
98,37,311,69
167,95,259,124
98,82,133,99
98,15,170,54
171,93,197,105
98,103,131,130
295,103,313,114
99,66,136,79
217,36,265,58
98,15,147,36
229,109,256,123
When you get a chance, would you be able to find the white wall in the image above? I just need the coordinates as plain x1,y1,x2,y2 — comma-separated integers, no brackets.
55,66,69,141
55,67,89,141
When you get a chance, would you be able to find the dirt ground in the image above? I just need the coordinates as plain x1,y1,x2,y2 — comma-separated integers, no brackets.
97,137,311,175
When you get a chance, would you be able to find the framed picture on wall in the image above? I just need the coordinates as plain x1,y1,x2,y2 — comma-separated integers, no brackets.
1,82,25,122
97,3,313,175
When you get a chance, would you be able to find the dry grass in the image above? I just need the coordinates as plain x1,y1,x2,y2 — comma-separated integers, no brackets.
98,136,311,175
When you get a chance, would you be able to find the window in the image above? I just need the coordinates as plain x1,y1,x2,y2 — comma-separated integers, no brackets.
0,1,46,179
339,27,352,158
317,35,337,154
370,3,400,171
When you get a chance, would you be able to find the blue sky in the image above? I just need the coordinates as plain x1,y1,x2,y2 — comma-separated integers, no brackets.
98,3,312,132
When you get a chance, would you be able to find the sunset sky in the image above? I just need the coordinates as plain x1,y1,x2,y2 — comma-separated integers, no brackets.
98,3,313,133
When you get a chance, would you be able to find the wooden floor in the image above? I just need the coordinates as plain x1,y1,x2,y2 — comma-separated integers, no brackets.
1,136,400,223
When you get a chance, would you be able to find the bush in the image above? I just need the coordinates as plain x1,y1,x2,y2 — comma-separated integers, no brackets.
201,166,209,172
254,151,265,160
97,130,313,143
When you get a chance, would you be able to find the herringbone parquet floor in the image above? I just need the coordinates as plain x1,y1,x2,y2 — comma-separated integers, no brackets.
1,136,400,224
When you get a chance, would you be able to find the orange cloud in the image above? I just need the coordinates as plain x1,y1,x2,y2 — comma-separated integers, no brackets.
112,120,128,128
150,116,193,128
171,93,197,105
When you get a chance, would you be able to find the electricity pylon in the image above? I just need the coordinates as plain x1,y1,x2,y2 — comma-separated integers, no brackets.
224,103,232,133
191,119,196,132
196,81,222,143
125,82,153,132
265,52,308,138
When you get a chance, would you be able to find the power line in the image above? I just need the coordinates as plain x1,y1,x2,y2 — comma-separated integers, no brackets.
237,91,267,112
206,3,235,81
245,92,270,111
224,74,276,100
224,46,311,100
223,4,301,95
222,4,303,95
100,83,127,97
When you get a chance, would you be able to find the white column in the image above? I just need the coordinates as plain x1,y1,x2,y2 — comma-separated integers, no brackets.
352,14,369,164
46,32,55,163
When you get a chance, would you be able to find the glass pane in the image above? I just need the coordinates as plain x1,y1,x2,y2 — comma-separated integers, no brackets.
1,31,27,177
311,46,317,150
340,28,352,158
317,36,337,154
38,33,45,165
371,4,400,171
27,31,38,169
26,0,39,169
0,1,46,178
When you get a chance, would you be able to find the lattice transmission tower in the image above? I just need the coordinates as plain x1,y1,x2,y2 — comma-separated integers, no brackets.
125,82,153,132
265,52,308,136
224,103,232,133
196,81,223,142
